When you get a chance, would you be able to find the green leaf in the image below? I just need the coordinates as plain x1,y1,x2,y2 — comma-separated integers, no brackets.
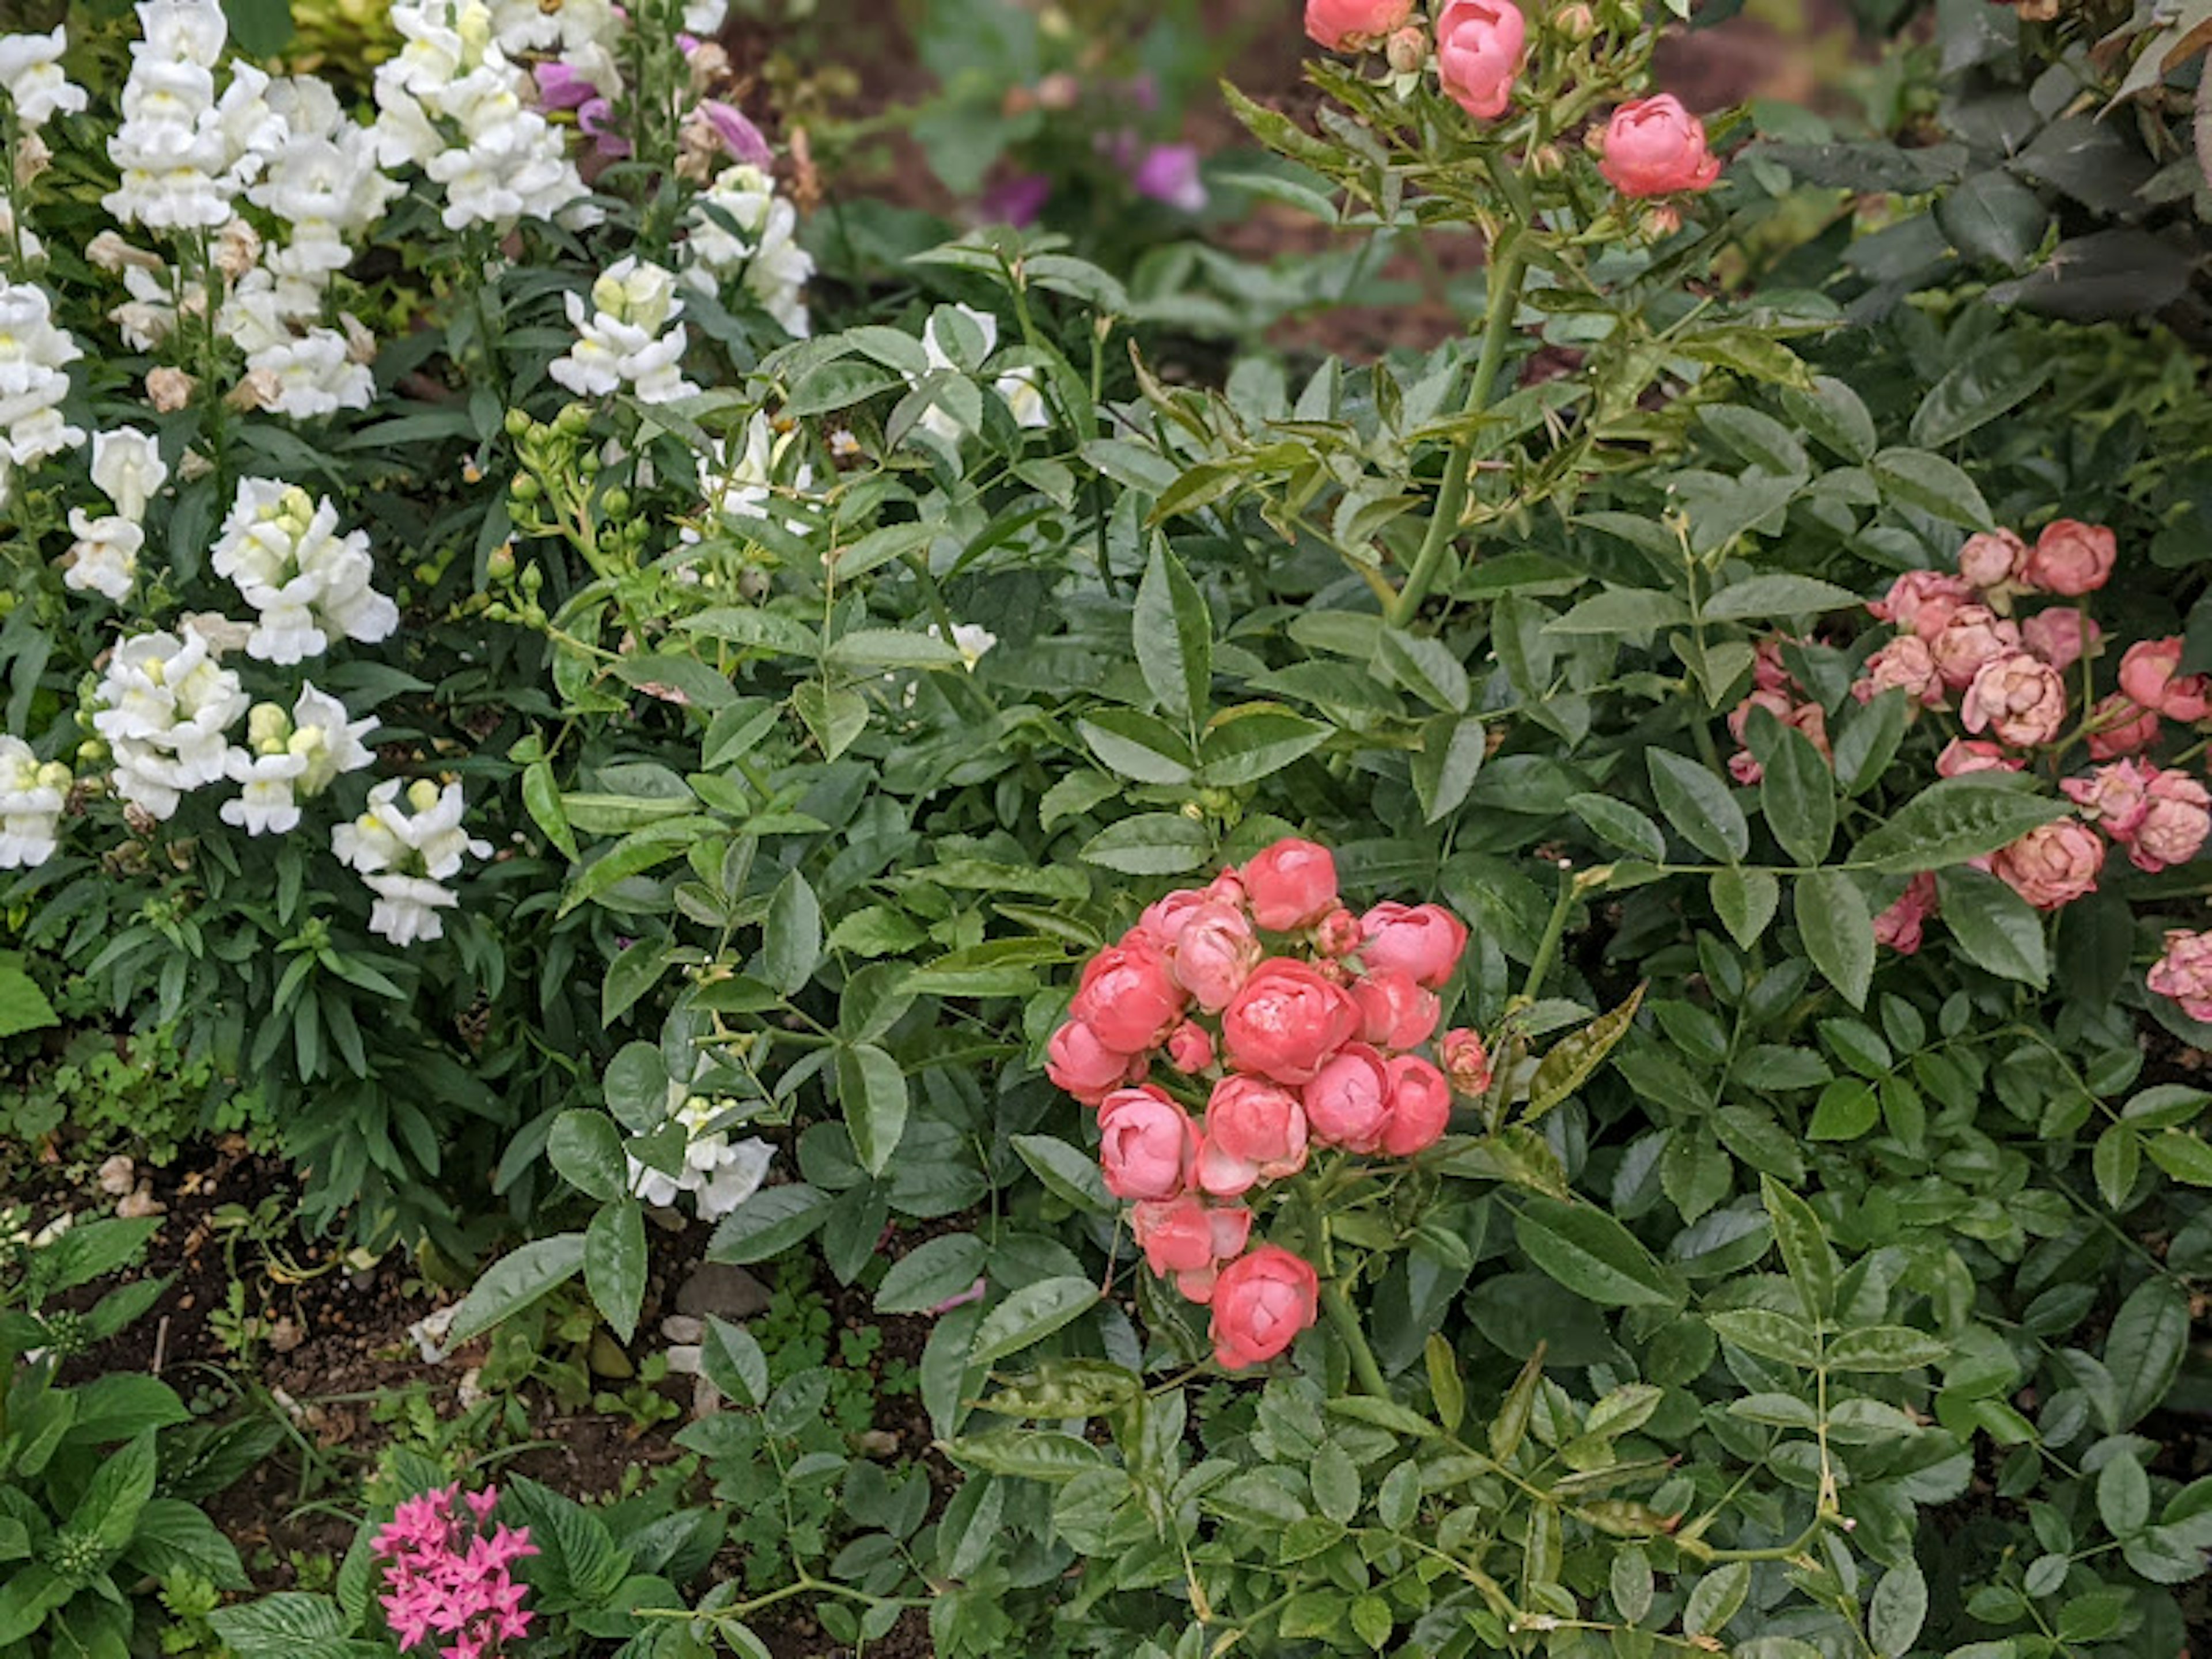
1824,1325,1946,1372
1513,1196,1687,1309
763,870,821,994
1411,714,1487,824
1134,543,1212,725
1377,628,1470,713
1932,170,2051,275
1711,867,1779,947
78,1431,158,1551
876,1234,988,1316
1569,793,1666,862
222,0,296,57
2094,1125,2141,1210
1782,376,1877,461
449,1234,587,1343
1868,1562,1929,1658
0,1567,70,1647
836,1043,909,1177
1761,726,1835,865
1310,1440,1361,1525
0,959,59,1039
1910,335,2051,446
1706,1308,1820,1367
708,1184,832,1264
1808,1078,1880,1140
1078,707,1195,785
791,682,868,760
1853,779,2068,873
1832,691,1908,797
1685,1562,1750,1637
2145,1130,2212,1187
1796,871,1874,1009
584,1199,647,1344
1490,1350,1545,1460
1425,1333,1466,1434
969,1277,1100,1369
1760,1175,1837,1324
701,1317,770,1406
1011,1134,1112,1213
2106,1277,2188,1426
2097,1452,2150,1537
548,1111,626,1202
1199,707,1330,786
1647,751,1749,862
1702,575,1864,622
206,1594,349,1657
1937,868,2048,986
827,627,967,672
1080,812,1212,875
1546,586,1692,637
1870,446,1996,530
1527,987,1645,1119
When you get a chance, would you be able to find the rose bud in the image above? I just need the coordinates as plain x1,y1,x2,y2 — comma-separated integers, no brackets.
2120,639,2211,723
1069,935,1187,1054
1929,606,2021,691
2149,930,2212,1023
1597,94,1722,197
1957,528,2028,591
2061,760,2155,840
1219,959,1362,1085
1096,1085,1197,1201
1351,968,1442,1050
1357,901,1468,989
1241,838,1340,931
1435,0,1527,121
1164,1020,1215,1074
2022,520,2116,596
1380,1055,1452,1157
1384,23,1429,73
1873,872,1937,956
1137,888,1209,949
1961,652,2067,748
1196,1075,1309,1197
1990,819,2105,910
2086,693,2160,761
1210,1244,1320,1369
2020,609,2101,673
1315,907,1365,957
2128,770,2211,873
1131,1195,1251,1304
1305,0,1414,51
1168,900,1263,1012
1868,570,1976,639
1937,738,2024,778
1047,1018,1139,1107
1441,1027,1494,1096
1301,1043,1393,1153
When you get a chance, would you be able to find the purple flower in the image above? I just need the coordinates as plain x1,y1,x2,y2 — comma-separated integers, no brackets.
698,100,773,168
533,62,597,112
579,97,631,158
980,173,1053,227
1131,143,1207,213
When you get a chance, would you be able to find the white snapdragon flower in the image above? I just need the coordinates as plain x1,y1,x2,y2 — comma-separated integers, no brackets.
0,202,39,267
0,282,85,471
0,28,88,128
92,427,169,521
628,1093,773,1221
62,511,143,602
331,778,490,945
487,0,621,58
214,684,374,834
92,625,248,819
111,264,180,352
288,682,378,795
550,257,698,404
104,0,283,232
680,164,813,338
699,409,812,525
249,76,401,279
246,329,374,418
913,304,1052,440
210,479,398,664
929,622,998,670
0,739,68,869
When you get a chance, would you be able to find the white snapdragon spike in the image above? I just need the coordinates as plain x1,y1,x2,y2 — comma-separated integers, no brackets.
104,0,284,233
0,739,68,869
699,409,813,525
288,682,378,795
62,510,144,602
247,329,374,418
487,0,621,60
628,1096,772,1221
914,304,1051,439
210,479,398,664
680,164,813,337
249,77,401,280
0,282,85,469
331,778,491,945
0,28,88,129
92,427,169,521
550,257,699,404
92,625,248,819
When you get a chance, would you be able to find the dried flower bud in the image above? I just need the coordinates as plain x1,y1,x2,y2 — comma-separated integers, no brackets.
341,312,377,364
216,217,262,279
88,232,161,272
14,132,51,187
687,40,730,90
226,368,281,411
146,367,196,412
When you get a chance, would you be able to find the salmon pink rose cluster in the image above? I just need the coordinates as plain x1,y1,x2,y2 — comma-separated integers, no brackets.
1047,836,1486,1370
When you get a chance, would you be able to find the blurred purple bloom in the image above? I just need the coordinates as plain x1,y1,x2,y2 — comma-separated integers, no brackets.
580,97,631,158
1127,73,1161,113
699,100,774,168
1132,144,1206,213
677,31,700,51
534,61,597,111
980,173,1053,227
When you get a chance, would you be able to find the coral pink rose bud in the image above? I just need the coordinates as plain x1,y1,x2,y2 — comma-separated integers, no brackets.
1435,0,1527,120
1868,570,1975,639
1930,605,2022,691
1241,838,1340,931
1219,960,1362,1084
1197,1075,1309,1196
2020,609,2101,673
1384,23,1429,73
1599,94,1722,197
2086,693,2160,760
1097,1085,1197,1201
2120,639,2211,723
1305,0,1413,50
1957,528,2028,591
1357,902,1469,989
1165,1020,1215,1074
1069,935,1187,1054
2061,760,2155,839
1137,888,1209,949
1047,1019,1140,1107
1991,819,2105,910
1168,900,1263,1013
1301,1043,1393,1152
1380,1055,1452,1157
1441,1027,1494,1095
1961,651,2067,748
2149,930,2212,1024
1351,968,1442,1050
2129,770,2212,873
1210,1244,1320,1369
1937,738,2024,778
1131,1195,1252,1303
1857,636,1942,707
2022,520,2117,596
1873,871,1937,955
1315,907,1364,957
1203,868,1247,908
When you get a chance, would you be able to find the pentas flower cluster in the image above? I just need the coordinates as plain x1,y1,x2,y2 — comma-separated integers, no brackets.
1048,838,1487,1370
550,257,699,404
332,780,494,946
372,1484,535,1659
1304,1,1723,199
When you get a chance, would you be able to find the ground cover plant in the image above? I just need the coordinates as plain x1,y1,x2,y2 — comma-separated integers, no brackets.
6,0,2212,1654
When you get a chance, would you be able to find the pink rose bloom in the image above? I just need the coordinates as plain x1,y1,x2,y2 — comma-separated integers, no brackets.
2120,639,2211,723
1137,888,1209,949
1196,1075,1309,1196
2149,930,2212,1024
1868,570,1975,639
1961,652,2068,747
1753,639,1793,694
1957,528,2028,591
1131,1195,1252,1304
1210,1245,1320,1369
2130,770,2212,873
1728,687,1793,751
1930,605,2023,691
2020,609,2102,673
1168,900,1263,1013
1203,868,1248,908
1315,907,1364,957
1441,1027,1493,1095
1856,636,1942,707
1873,871,1937,955
1599,94,1722,197
1436,0,1527,120
2086,693,2160,760
1991,819,2105,910
2022,520,2117,596
1380,1055,1452,1156
1301,1043,1393,1152
2061,760,2156,840
1047,1018,1140,1107
1937,738,2024,778
1219,960,1362,1085
1351,968,1442,1050
1070,936,1187,1054
1357,902,1468,989
1165,1020,1215,1074
1728,692,1831,785
1241,838,1340,931
1305,0,1413,49
1097,1085,1197,1201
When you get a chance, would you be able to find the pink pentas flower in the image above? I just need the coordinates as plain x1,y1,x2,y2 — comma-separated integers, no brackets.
1929,605,2022,691
1868,570,1974,639
1957,528,2028,591
2130,770,2212,873
2087,692,2161,760
1961,651,2067,747
2120,639,2211,723
1242,838,1339,931
1436,0,1527,120
1873,872,1937,955
1991,819,2104,910
1937,738,2023,778
1380,1055,1451,1156
2020,609,2100,673
1301,1042,1392,1152
373,1486,535,1659
2149,930,2212,1023
2022,520,2116,596
1097,1084,1196,1201
1599,94,1722,197
1210,1244,1319,1369
1305,0,1413,49
1350,967,1441,1050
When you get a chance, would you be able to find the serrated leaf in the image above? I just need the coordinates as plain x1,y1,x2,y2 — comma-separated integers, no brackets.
1648,750,1750,861
1797,870,1874,1008
969,1277,1100,1369
1514,1196,1687,1309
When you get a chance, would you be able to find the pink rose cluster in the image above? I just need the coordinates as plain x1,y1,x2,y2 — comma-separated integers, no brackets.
1302,3,1723,198
1724,639,1830,786
1047,836,1488,1370
372,1485,536,1659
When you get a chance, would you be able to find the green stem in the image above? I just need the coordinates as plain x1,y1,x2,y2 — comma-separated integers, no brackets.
1321,1281,1389,1399
1385,237,1529,628
1518,863,1580,1002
